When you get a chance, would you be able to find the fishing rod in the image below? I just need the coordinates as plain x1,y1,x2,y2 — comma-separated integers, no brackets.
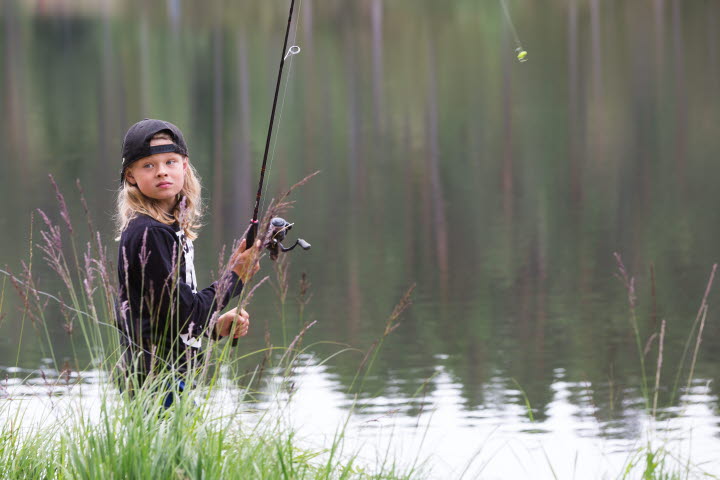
233,0,309,346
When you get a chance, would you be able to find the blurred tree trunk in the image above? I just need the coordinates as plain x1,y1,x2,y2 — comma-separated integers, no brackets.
301,0,318,170
567,0,582,204
344,19,361,202
98,3,123,201
344,12,363,341
672,0,687,187
3,0,29,186
653,0,665,74
138,15,150,114
230,31,253,237
425,34,449,296
371,0,385,136
590,0,603,102
709,4,719,89
212,27,225,246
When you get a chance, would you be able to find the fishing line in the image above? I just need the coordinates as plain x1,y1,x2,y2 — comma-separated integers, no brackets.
499,0,528,63
260,0,303,217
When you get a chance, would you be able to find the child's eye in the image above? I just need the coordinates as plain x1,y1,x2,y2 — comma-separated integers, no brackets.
143,163,153,169
167,160,177,166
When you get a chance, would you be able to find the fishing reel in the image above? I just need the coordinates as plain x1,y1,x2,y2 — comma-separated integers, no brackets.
267,217,311,260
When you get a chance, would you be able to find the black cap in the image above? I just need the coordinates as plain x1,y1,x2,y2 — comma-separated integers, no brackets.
120,119,189,184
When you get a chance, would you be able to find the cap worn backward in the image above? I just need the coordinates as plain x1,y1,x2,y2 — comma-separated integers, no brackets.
119,118,189,184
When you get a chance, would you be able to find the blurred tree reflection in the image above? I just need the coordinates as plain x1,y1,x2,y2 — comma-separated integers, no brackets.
1,0,720,438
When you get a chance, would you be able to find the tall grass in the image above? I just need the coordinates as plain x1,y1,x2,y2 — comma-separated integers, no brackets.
0,177,424,480
0,380,419,479
613,254,718,480
502,256,720,479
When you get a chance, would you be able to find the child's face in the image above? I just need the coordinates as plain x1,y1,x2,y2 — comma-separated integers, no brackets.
125,137,188,212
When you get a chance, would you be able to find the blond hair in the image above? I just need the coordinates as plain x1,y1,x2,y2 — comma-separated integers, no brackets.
115,133,203,241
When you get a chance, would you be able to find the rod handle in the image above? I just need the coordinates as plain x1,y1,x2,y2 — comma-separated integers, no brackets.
232,219,259,347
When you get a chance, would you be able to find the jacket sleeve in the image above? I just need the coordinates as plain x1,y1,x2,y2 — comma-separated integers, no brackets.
133,226,243,339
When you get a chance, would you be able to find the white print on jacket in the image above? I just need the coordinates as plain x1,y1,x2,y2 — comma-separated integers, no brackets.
177,230,202,348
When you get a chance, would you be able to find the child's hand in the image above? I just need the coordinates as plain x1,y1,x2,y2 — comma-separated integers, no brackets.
229,238,261,282
216,307,250,339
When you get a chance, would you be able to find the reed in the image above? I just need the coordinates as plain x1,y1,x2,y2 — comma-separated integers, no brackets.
613,254,718,479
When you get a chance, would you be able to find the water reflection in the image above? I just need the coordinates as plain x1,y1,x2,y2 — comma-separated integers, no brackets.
4,358,719,479
2,1,720,476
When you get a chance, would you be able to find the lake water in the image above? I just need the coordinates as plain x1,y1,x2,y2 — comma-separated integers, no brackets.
2,1,720,478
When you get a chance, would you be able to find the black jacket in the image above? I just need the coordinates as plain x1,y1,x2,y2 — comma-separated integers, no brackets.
117,214,242,375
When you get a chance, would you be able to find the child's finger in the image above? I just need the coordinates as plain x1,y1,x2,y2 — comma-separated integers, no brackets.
233,319,249,338
229,240,246,265
231,315,242,338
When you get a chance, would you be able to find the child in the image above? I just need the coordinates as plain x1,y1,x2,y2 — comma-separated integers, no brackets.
115,118,260,400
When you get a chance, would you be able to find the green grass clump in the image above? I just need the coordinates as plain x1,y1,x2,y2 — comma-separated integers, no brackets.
619,443,687,480
0,420,66,480
0,382,420,480
64,388,406,479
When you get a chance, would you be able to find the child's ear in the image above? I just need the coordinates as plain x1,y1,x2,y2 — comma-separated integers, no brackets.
183,157,189,171
125,170,137,186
